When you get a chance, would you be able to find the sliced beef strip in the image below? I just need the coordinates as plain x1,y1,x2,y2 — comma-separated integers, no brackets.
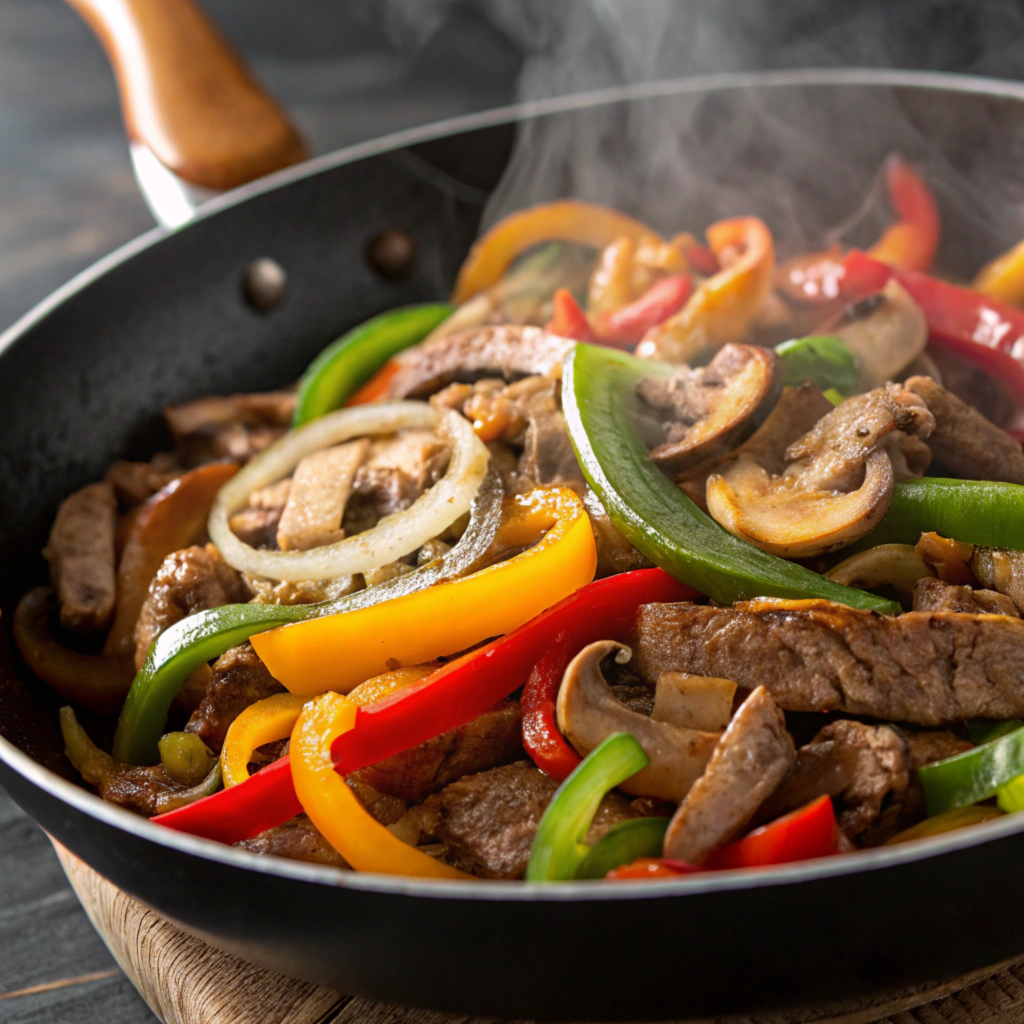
343,430,450,535
95,763,194,817
43,482,117,634
755,720,910,838
348,700,523,804
237,814,348,868
165,391,297,466
631,598,1024,726
783,383,934,492
105,457,181,507
912,577,1019,617
512,378,585,493
134,545,250,670
905,375,1024,484
905,729,973,768
185,642,285,753
662,687,795,864
584,489,652,576
410,760,641,880
973,549,1024,614
386,325,575,400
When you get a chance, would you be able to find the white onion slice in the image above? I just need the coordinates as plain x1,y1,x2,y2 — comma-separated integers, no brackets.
208,402,489,582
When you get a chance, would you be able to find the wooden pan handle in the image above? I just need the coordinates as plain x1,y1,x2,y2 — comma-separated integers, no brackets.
66,0,308,191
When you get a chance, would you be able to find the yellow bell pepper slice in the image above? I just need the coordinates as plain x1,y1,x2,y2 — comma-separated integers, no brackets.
885,804,1003,845
251,486,597,696
973,237,1024,307
451,200,656,305
637,217,776,363
292,691,471,879
221,665,438,787
220,692,308,788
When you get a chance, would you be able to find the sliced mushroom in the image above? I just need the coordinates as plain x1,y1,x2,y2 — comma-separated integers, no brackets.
638,344,782,476
823,279,927,389
973,548,1024,613
827,544,933,602
662,686,795,865
556,640,720,803
652,673,736,732
276,439,369,551
706,449,894,558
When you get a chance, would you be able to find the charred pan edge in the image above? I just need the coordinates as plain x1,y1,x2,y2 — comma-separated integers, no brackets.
6,68,1024,898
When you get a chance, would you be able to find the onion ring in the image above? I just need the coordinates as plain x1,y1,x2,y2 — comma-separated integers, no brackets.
209,403,489,582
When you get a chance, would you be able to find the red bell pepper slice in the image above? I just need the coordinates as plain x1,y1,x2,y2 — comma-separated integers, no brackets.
521,568,699,781
545,288,598,343
703,795,838,871
155,570,693,845
599,275,693,345
605,857,699,880
867,155,941,272
841,250,1024,408
682,242,720,277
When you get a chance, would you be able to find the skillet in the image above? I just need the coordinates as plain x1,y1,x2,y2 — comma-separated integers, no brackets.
5,64,1024,1019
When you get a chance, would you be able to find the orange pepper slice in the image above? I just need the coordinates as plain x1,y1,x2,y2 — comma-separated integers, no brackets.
251,486,597,696
451,200,655,305
291,691,472,879
974,237,1024,307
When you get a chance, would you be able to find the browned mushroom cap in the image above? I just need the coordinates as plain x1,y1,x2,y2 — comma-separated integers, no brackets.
706,449,894,558
638,344,782,476
555,640,721,803
824,279,927,389
387,325,576,399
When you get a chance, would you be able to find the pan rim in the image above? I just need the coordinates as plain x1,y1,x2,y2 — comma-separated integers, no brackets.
5,65,1024,901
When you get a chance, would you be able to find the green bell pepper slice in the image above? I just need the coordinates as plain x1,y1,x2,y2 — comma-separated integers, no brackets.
526,733,649,882
775,335,860,396
918,724,1024,815
575,816,670,879
293,304,453,426
852,478,1024,552
562,344,898,612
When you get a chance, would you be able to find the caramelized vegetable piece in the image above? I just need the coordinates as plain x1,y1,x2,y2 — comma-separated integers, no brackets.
103,462,239,657
637,217,775,364
641,344,782,476
555,640,720,803
827,543,932,602
13,588,135,714
915,532,976,586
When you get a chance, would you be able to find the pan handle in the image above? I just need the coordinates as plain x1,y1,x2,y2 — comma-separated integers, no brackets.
66,0,307,194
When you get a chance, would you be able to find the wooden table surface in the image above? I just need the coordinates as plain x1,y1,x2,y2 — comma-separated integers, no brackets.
5,1,1024,1021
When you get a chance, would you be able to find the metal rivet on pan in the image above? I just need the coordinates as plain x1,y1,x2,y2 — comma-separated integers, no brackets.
243,258,287,312
365,230,417,281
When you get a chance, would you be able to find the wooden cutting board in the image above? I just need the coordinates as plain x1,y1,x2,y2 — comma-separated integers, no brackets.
53,842,1024,1024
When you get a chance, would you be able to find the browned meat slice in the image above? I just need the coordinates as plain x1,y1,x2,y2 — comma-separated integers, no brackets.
638,345,781,476
930,348,1017,427
631,599,1024,726
95,762,191,817
228,507,283,549
134,545,250,670
410,760,640,880
783,383,934,491
387,325,575,399
237,814,347,868
905,375,1024,484
276,439,368,551
185,642,285,752
343,429,450,534
662,687,795,864
348,700,523,803
105,456,180,506
43,482,117,634
756,720,910,837
513,378,584,492
973,548,1024,613
584,489,651,576
904,730,973,768
912,577,1019,617
165,390,296,466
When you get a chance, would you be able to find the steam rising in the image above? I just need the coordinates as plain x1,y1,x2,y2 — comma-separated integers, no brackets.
363,0,1024,272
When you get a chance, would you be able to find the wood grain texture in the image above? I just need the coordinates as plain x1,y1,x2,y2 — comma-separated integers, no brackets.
65,0,307,190
50,841,1024,1024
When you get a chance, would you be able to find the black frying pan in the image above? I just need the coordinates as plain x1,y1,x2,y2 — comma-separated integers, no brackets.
4,55,1024,1020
